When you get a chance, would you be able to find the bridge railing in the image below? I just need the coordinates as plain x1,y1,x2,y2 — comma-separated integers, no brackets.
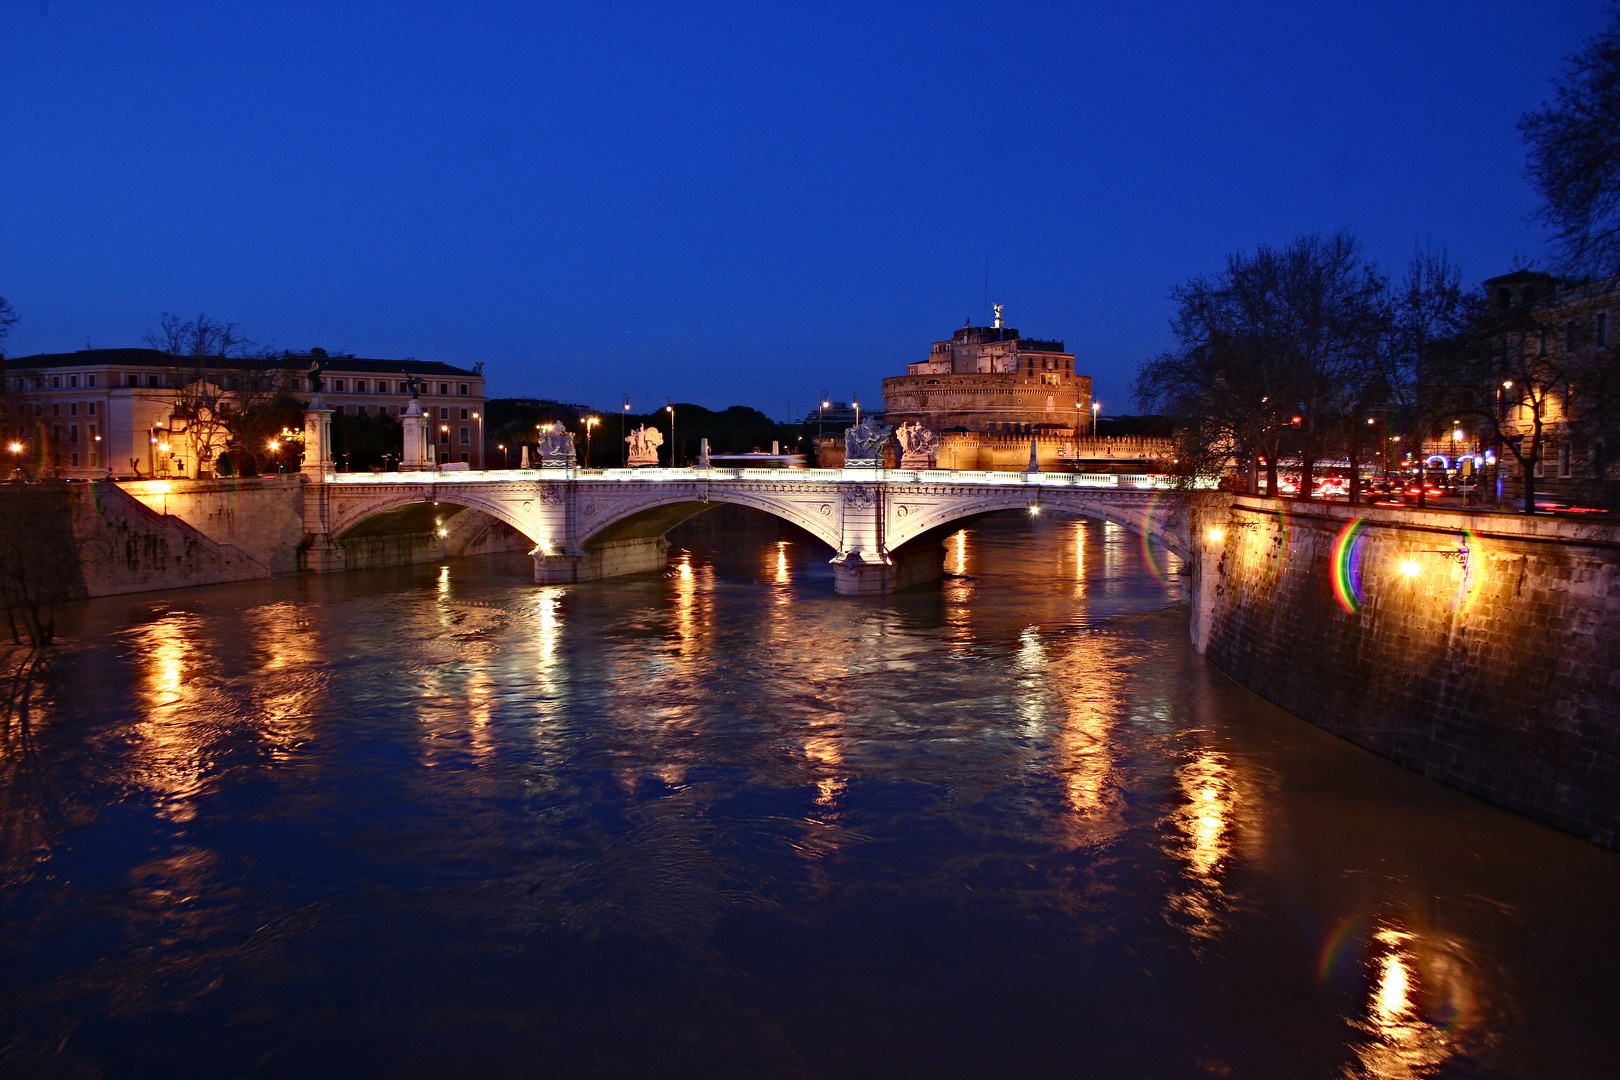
322,468,1196,490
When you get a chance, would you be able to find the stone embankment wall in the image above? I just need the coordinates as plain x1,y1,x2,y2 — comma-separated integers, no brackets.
3,480,280,598
120,477,305,574
1190,495,1620,847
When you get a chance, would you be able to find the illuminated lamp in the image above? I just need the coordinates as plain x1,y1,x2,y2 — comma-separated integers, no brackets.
1399,560,1421,577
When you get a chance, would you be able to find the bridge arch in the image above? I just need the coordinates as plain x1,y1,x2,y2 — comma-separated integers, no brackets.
886,490,1192,562
331,489,537,544
577,488,843,551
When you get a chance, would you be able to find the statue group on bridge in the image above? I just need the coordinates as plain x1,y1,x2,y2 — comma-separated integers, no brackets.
626,425,665,467
895,421,940,469
843,416,894,466
536,423,577,467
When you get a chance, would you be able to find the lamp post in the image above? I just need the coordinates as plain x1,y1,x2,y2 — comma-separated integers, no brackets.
852,396,860,426
497,442,508,468
584,416,599,467
1091,401,1100,438
665,403,676,467
622,396,630,468
472,410,482,469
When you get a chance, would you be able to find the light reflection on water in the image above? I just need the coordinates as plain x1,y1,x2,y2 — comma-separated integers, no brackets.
0,512,1616,1078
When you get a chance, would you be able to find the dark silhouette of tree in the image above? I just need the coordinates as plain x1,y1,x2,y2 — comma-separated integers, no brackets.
0,295,15,346
1520,9,1620,277
1135,232,1388,497
143,313,289,475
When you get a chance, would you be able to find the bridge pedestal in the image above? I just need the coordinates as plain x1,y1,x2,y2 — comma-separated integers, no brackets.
533,537,670,585
831,543,944,596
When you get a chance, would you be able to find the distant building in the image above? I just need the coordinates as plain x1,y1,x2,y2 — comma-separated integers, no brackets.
881,310,1091,435
1471,270,1619,505
0,348,486,477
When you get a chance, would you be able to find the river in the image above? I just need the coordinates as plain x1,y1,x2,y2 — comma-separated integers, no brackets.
1,513,1615,1078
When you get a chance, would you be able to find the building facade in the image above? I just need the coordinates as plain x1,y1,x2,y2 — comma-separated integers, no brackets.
1472,270,1619,505
882,315,1092,435
1,348,486,478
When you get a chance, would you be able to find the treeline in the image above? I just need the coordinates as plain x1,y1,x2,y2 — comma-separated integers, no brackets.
1133,232,1618,511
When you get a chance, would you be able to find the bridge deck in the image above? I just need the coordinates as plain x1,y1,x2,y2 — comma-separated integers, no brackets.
325,467,1188,489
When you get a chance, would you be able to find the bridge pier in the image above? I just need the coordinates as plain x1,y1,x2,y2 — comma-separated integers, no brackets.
533,537,670,585
831,543,945,596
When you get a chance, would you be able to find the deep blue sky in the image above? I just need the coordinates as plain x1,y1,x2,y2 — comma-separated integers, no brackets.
0,2,1607,418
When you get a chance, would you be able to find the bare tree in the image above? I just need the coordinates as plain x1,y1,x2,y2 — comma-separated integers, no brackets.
1520,9,1620,278
0,483,82,647
1136,233,1389,497
0,295,15,346
143,313,289,476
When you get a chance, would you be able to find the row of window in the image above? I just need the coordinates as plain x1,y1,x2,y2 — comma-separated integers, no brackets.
1,422,98,445
2,401,100,418
320,378,474,396
332,404,478,420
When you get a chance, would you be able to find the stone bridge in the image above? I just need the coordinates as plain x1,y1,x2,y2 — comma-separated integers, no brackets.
305,466,1199,595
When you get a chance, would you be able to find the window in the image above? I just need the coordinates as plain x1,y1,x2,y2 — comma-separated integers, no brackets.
69,424,79,444
459,408,468,420
68,375,79,389
149,375,161,388
87,374,96,388
458,383,469,396
354,379,367,392
460,426,469,444
439,407,449,419
438,383,448,395
356,405,368,417
460,451,469,463
51,376,61,389
70,452,79,467
127,373,139,387
332,379,346,392
88,402,96,416
52,403,60,417
69,403,78,416
1559,441,1572,478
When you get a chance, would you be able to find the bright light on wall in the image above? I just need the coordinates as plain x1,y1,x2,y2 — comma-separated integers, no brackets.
1206,527,1226,543
1400,560,1421,577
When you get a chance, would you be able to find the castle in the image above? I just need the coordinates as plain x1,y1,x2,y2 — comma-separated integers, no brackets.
881,307,1092,436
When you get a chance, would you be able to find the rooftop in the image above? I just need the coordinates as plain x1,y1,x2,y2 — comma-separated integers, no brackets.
2,347,482,377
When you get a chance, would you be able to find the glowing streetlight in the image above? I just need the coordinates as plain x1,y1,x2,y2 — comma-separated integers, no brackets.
665,403,676,466
584,415,599,466
1091,400,1100,437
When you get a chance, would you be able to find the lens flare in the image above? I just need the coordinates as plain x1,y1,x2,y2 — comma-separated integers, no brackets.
1331,518,1370,614
1449,530,1482,619
1138,491,1179,585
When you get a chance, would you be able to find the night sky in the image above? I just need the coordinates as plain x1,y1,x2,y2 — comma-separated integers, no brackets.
0,2,1605,418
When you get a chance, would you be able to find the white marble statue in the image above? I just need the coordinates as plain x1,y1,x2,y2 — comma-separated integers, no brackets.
895,421,940,469
626,425,664,467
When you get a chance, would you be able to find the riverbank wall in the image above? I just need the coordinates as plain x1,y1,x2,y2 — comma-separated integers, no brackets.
1189,496,1620,848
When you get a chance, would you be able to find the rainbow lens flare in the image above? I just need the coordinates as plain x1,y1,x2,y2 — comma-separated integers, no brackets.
1331,518,1370,614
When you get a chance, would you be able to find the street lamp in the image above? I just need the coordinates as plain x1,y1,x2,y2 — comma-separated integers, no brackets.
584,416,599,467
472,411,482,468
665,403,676,467
497,442,508,468
852,396,860,426
622,396,631,468
1091,401,1100,437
